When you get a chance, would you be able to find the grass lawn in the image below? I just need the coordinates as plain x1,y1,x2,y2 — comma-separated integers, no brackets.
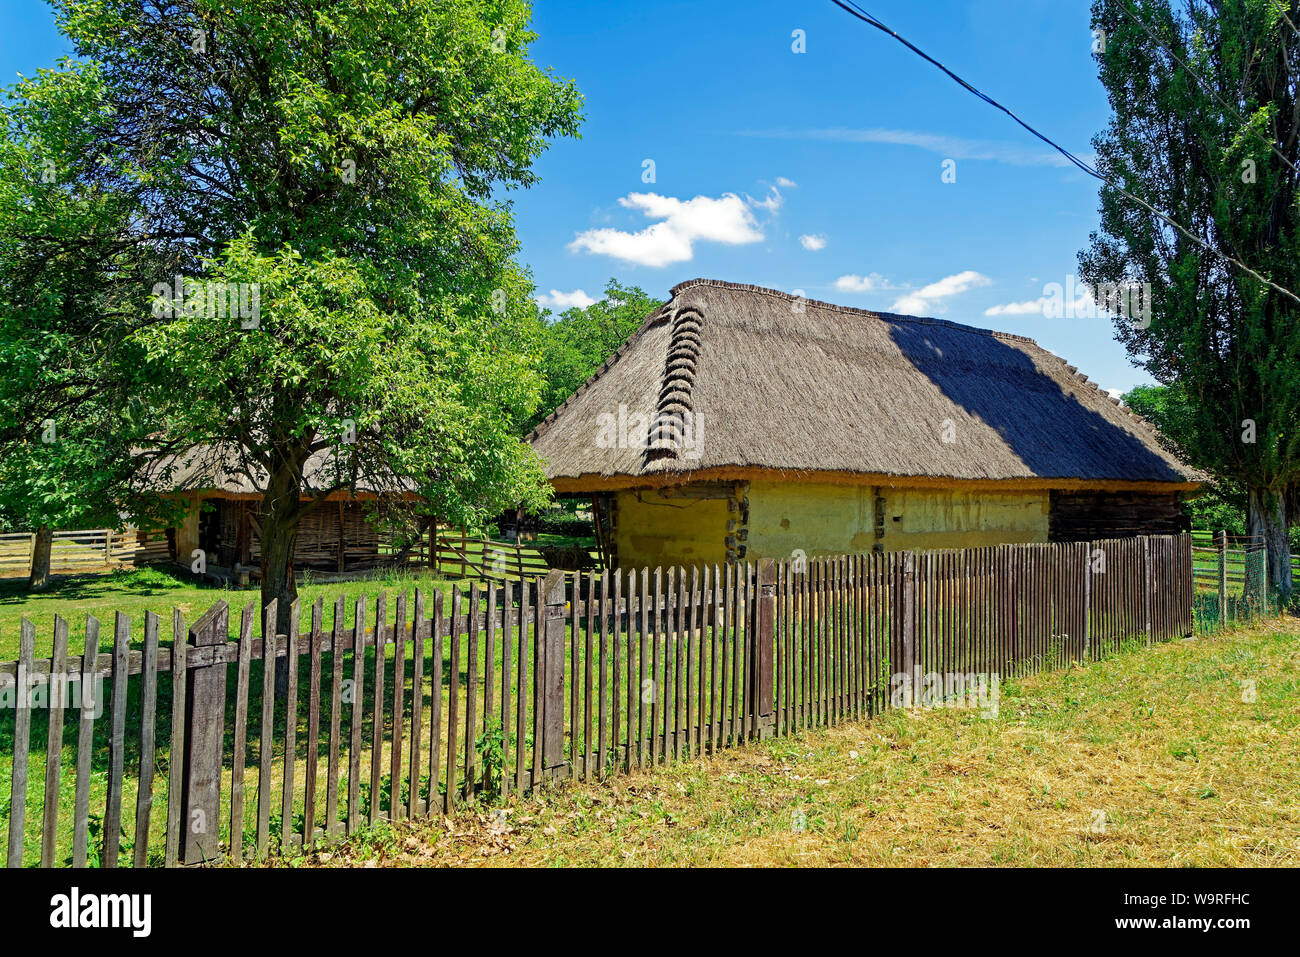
0,566,486,661
0,530,597,661
281,616,1300,868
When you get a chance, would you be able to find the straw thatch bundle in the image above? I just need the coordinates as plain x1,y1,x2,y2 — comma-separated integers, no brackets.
529,279,1201,492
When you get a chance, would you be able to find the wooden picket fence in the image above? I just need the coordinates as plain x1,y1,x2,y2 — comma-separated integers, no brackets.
0,533,1192,868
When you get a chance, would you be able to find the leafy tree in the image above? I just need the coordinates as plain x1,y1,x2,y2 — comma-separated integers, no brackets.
1,0,582,624
532,280,663,429
1081,0,1300,597
0,60,177,589
1123,385,1248,532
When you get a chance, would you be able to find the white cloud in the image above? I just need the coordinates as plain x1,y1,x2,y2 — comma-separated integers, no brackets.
1106,388,1125,402
834,272,890,292
536,288,597,310
776,176,798,188
799,233,828,251
984,298,1051,317
569,192,764,267
736,127,1088,168
891,270,991,315
747,185,784,213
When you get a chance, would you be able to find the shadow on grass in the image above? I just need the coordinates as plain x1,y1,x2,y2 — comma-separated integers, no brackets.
0,566,224,607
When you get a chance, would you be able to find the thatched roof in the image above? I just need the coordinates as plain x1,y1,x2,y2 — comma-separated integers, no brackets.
528,279,1202,492
140,442,415,499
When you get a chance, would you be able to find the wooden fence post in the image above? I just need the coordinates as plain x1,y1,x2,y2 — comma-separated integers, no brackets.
180,599,229,864
899,552,917,708
539,570,569,782
1081,541,1091,661
1143,535,1153,647
755,558,776,739
1216,530,1228,626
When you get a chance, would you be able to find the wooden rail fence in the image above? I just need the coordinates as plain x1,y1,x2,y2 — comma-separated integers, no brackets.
0,533,1192,867
0,529,166,574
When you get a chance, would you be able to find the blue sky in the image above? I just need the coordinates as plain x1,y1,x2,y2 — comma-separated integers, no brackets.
1,0,1150,393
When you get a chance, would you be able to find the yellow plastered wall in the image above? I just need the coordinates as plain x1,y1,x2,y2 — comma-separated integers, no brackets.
746,480,876,558
746,480,1049,558
879,486,1049,550
613,489,729,569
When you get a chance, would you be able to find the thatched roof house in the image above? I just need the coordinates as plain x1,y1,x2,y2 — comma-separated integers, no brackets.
142,444,417,575
528,279,1201,568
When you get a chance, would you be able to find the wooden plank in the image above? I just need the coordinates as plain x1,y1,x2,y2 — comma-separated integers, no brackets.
750,559,760,737
408,591,425,819
624,570,636,773
835,557,845,723
6,619,35,869
163,612,185,868
282,599,301,845
777,562,788,733
902,553,916,709
40,616,70,868
391,591,406,821
720,563,732,744
598,569,610,777
257,600,279,857
129,612,159,867
710,564,721,751
756,559,776,737
803,559,812,727
369,592,387,826
737,562,748,740
428,590,444,815
174,612,230,874
583,569,594,780
812,560,822,726
445,588,461,814
686,565,697,759
569,575,579,779
531,577,545,786
499,585,512,800
326,596,345,839
102,613,130,868
464,583,479,797
639,568,650,770
673,566,685,761
851,555,861,719
514,581,528,794
347,596,365,835
304,599,324,845
612,571,622,776
699,565,711,751
229,602,255,861
741,561,753,736
482,582,496,787
652,567,664,765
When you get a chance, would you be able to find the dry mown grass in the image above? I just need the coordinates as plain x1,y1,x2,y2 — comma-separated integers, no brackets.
266,617,1300,868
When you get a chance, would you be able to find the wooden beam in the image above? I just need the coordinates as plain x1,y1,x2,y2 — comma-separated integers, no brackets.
549,468,1203,495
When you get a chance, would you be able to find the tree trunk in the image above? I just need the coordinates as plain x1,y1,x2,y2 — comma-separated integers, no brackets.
1247,487,1292,605
260,476,302,698
27,525,53,592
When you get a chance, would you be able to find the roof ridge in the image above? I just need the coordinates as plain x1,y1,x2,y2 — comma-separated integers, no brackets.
668,277,1041,346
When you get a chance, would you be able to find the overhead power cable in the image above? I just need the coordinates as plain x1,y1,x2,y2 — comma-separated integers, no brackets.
828,0,1300,307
